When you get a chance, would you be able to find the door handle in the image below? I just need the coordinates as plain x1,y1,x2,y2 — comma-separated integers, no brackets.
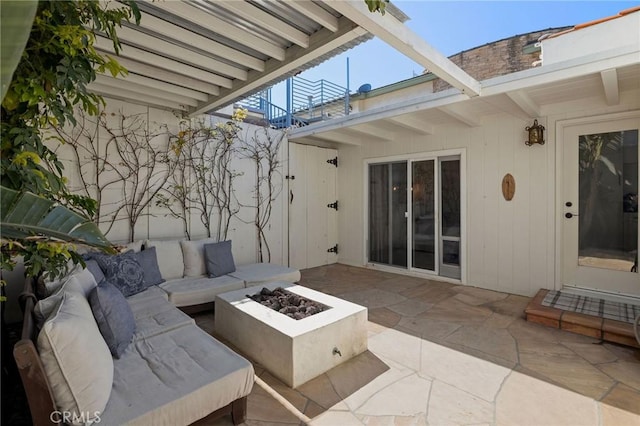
290,190,294,204
565,212,579,218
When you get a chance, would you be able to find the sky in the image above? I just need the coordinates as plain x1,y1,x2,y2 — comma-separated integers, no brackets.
270,1,639,104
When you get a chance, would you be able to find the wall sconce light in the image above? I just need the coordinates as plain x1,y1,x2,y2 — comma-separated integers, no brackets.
525,119,545,146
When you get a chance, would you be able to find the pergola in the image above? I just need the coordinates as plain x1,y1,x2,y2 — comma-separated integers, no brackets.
91,0,480,116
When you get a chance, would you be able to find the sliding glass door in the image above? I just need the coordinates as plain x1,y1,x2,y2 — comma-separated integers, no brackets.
368,155,462,279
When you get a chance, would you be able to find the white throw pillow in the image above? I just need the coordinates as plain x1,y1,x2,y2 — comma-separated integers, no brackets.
123,240,144,253
180,238,216,277
34,268,98,328
38,292,114,425
144,240,184,281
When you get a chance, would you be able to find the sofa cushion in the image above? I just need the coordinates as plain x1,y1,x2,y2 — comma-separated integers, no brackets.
159,275,244,307
39,261,83,296
37,292,113,426
99,325,254,426
127,295,194,341
229,263,301,286
126,285,169,304
123,240,144,253
133,246,165,287
89,280,136,358
34,268,98,328
180,238,216,277
90,251,146,297
145,239,184,281
204,240,236,278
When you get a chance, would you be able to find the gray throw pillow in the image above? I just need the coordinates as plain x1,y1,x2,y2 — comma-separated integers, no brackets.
134,247,165,287
89,252,145,297
84,259,105,284
204,241,236,278
88,280,136,358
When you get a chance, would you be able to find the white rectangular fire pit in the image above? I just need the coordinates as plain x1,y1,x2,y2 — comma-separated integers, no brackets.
215,281,368,388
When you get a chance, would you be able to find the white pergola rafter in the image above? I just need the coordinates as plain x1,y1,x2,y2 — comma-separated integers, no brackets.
113,57,221,95
145,0,286,61
326,0,482,97
210,0,310,48
288,1,339,32
94,36,233,88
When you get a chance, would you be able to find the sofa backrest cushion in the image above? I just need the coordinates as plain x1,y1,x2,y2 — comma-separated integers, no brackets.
180,238,217,277
34,268,98,328
39,261,83,297
123,240,144,253
204,240,236,278
89,280,136,358
133,246,165,286
89,252,146,297
145,240,184,281
37,291,113,425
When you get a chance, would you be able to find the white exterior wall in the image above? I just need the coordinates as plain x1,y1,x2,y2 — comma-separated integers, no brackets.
337,90,640,297
542,12,640,65
55,98,288,266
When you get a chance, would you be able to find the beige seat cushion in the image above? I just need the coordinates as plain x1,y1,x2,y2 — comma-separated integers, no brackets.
180,238,216,277
229,263,301,286
100,325,254,425
127,295,194,341
38,292,113,425
158,275,244,307
145,240,184,281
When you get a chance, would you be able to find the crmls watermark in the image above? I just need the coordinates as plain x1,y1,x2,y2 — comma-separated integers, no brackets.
50,410,101,424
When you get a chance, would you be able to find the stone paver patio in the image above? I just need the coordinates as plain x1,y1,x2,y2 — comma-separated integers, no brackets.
195,264,640,425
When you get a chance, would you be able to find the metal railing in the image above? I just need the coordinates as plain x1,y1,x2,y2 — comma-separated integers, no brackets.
235,76,349,129
291,76,349,123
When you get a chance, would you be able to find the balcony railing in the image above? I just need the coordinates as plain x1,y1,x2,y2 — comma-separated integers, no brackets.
236,76,349,129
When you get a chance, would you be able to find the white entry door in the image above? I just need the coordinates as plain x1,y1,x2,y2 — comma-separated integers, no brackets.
288,143,338,270
561,115,639,296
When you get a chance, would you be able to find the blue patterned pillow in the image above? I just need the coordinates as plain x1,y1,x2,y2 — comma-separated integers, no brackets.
89,252,145,297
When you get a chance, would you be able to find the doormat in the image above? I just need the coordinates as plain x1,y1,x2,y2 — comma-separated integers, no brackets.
542,290,640,324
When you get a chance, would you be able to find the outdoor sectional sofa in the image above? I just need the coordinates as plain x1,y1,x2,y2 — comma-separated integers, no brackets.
13,238,301,425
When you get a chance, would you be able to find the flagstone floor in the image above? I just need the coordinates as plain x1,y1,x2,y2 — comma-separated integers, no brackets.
195,264,640,426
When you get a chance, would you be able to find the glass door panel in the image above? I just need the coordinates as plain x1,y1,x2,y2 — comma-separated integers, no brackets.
391,163,408,267
368,162,407,267
440,158,461,279
369,164,389,264
562,117,640,296
578,130,638,272
412,160,435,271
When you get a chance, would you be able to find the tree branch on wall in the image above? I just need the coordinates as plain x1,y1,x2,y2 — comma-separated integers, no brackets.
52,110,125,235
160,114,243,241
99,111,174,242
239,128,285,263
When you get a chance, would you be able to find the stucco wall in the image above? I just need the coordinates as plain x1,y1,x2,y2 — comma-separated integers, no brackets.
53,98,288,267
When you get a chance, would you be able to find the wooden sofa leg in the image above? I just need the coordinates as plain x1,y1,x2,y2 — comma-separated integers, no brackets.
231,396,247,425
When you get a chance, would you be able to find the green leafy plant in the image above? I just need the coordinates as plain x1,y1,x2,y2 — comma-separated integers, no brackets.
365,0,390,15
1,185,116,280
1,1,140,281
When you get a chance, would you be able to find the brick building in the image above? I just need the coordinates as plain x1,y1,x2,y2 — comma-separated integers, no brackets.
432,27,572,92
